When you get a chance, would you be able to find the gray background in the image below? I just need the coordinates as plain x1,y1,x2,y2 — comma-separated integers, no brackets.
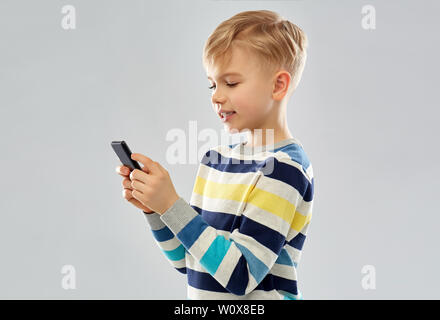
0,0,439,299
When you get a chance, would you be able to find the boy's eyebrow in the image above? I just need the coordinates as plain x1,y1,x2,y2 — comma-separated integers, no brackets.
207,72,243,80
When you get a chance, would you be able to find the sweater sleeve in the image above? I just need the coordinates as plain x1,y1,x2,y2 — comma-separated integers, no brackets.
159,156,313,296
141,149,215,275
143,211,187,274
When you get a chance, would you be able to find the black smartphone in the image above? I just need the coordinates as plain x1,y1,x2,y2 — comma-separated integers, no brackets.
111,140,142,171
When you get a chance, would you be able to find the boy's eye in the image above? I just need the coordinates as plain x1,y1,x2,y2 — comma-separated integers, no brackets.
208,83,238,90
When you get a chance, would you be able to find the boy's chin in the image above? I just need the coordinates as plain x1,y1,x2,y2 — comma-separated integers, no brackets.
224,124,246,134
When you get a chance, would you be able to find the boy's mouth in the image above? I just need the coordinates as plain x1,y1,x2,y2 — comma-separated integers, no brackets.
220,111,236,122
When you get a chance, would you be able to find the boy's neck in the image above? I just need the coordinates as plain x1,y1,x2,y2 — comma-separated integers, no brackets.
243,100,294,148
245,129,294,148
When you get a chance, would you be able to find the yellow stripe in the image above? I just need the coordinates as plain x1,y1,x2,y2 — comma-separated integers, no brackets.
193,176,312,233
247,187,295,224
193,175,254,202
291,211,312,232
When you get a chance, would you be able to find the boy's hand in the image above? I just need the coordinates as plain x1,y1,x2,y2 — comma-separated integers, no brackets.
129,153,180,215
116,165,155,214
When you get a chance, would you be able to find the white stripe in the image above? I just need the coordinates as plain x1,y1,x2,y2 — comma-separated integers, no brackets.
306,164,314,181
190,192,243,216
197,162,260,186
285,220,311,243
156,237,184,252
169,258,186,269
297,199,313,216
245,272,258,294
213,241,243,287
187,285,283,300
215,145,281,162
256,173,303,204
187,226,217,260
270,263,298,281
186,256,207,273
284,244,302,266
300,220,311,235
242,201,292,237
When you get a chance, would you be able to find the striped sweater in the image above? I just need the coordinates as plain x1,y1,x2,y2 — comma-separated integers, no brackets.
144,137,314,300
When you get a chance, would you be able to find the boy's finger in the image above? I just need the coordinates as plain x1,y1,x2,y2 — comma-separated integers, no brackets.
121,167,130,175
116,166,130,176
122,178,132,189
128,197,145,210
131,153,158,174
118,172,129,177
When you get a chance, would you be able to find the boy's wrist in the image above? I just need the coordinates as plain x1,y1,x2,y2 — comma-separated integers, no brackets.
158,194,180,215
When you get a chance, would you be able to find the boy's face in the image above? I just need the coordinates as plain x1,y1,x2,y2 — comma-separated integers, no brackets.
207,45,277,134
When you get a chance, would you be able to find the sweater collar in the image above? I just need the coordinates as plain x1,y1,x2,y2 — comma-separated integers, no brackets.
231,137,303,156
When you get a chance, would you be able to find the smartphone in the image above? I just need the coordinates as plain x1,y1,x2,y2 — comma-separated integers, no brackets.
111,140,142,171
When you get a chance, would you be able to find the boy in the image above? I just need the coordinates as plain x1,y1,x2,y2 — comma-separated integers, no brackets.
115,10,314,300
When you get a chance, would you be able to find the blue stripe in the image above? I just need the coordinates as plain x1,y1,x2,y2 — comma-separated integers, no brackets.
275,248,293,266
224,141,307,168
177,215,209,250
194,206,238,231
200,235,231,275
151,226,174,242
187,268,229,293
288,232,306,250
186,268,299,296
201,150,312,201
271,274,298,295
226,255,249,295
232,240,268,283
304,178,314,202
162,244,185,261
194,207,286,255
273,144,310,175
201,150,265,173
175,267,187,274
254,273,299,294
239,215,285,254
266,160,312,201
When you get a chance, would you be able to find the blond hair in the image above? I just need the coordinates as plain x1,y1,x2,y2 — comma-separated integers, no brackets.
202,10,308,95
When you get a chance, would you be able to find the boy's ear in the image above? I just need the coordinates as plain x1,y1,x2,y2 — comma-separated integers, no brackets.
272,71,291,101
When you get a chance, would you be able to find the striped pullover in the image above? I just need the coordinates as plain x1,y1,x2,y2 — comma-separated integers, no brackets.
144,137,314,300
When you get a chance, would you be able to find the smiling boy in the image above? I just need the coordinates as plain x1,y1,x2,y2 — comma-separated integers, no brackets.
116,10,315,300
206,30,299,147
